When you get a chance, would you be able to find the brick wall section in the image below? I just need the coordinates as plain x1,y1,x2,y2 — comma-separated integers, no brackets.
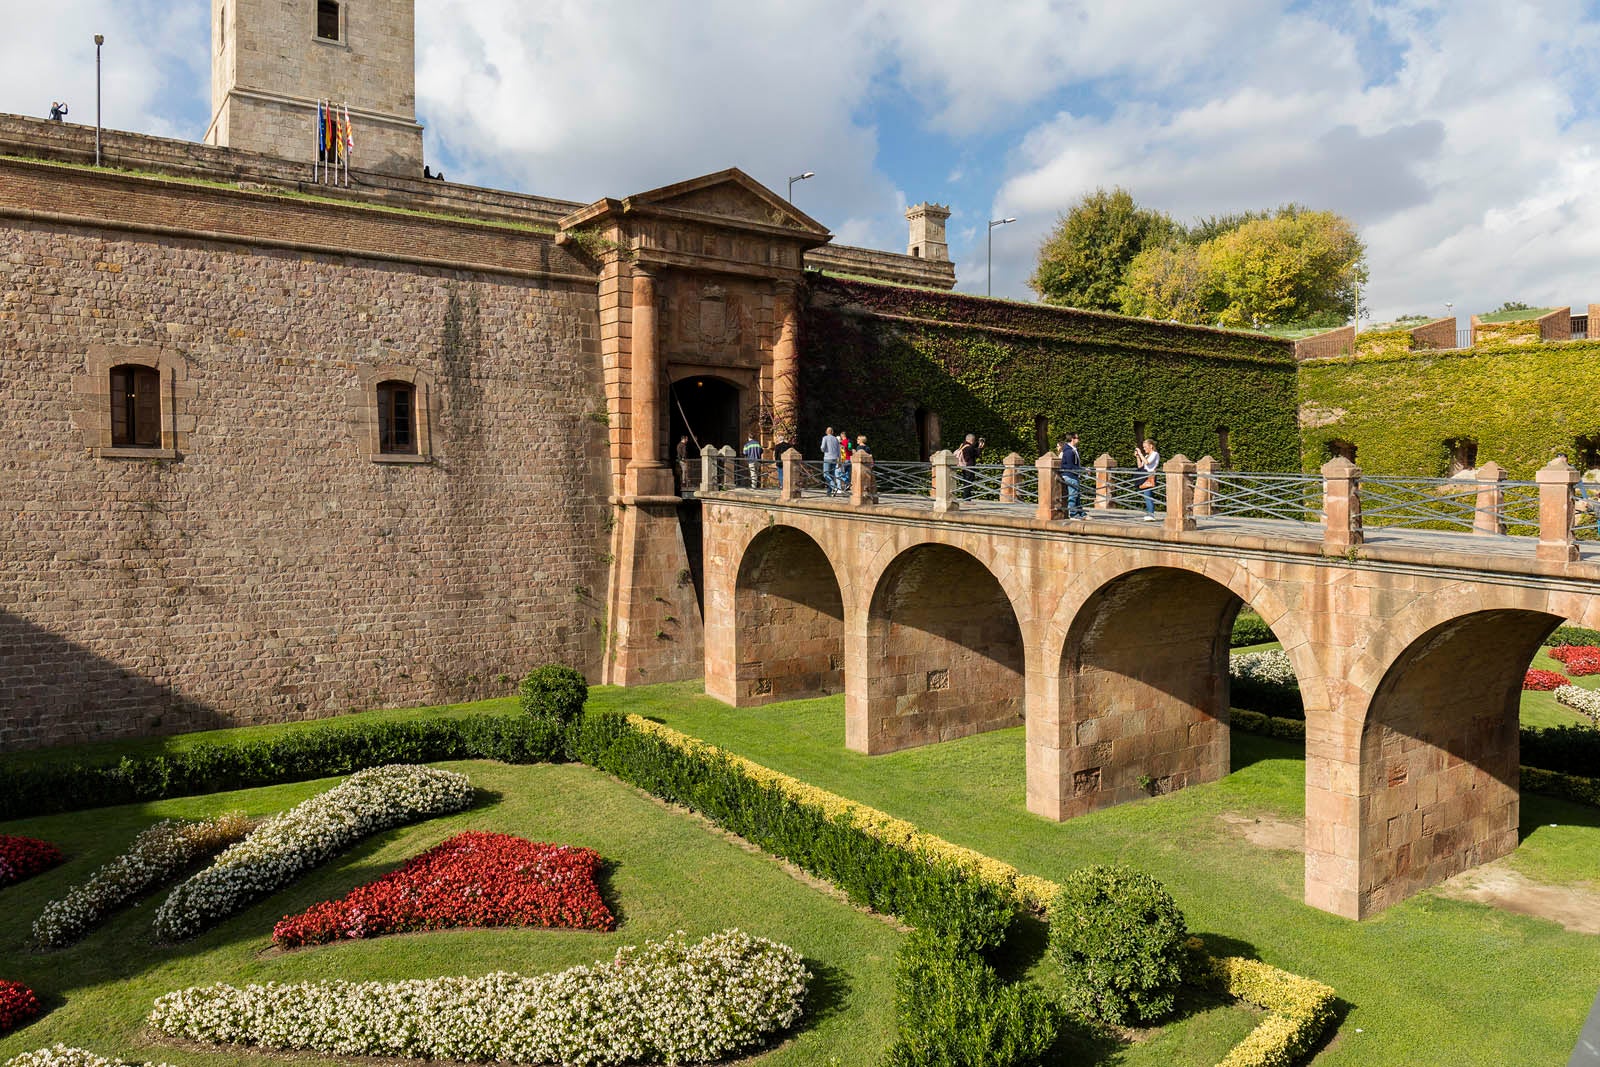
0,217,610,749
1293,325,1355,361
1407,317,1456,350
807,243,957,291
1537,306,1572,341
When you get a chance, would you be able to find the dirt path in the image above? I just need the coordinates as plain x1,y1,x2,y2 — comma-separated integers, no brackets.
1439,864,1600,934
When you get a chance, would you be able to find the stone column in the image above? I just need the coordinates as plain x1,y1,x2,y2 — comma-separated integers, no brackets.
771,281,799,445
718,445,738,492
851,453,877,505
1163,455,1196,533
1193,455,1217,517
1474,461,1505,536
1094,453,1113,510
1321,457,1363,553
626,264,672,497
1036,452,1060,522
780,448,801,502
1537,457,1580,562
1000,452,1023,502
699,444,717,495
932,450,958,514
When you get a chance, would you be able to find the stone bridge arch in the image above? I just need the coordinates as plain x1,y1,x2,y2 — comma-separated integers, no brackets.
704,521,847,706
1029,557,1321,821
849,542,1027,754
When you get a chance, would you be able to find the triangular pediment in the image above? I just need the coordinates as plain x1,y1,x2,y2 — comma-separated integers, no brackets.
624,169,830,238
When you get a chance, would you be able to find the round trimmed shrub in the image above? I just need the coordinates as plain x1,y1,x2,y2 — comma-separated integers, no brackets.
1049,865,1189,1025
518,665,588,727
1230,608,1274,648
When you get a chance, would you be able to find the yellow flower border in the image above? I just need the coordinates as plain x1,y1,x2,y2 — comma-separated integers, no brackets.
627,715,1338,1067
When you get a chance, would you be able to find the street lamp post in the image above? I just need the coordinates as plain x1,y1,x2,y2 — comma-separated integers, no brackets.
94,34,104,166
787,171,814,202
987,217,1015,297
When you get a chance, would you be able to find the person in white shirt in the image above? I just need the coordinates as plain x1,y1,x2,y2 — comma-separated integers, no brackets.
1135,438,1160,521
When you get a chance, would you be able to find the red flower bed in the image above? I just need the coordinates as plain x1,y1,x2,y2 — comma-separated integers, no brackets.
1524,669,1569,691
273,831,613,948
1549,646,1600,675
0,835,64,887
0,980,41,1035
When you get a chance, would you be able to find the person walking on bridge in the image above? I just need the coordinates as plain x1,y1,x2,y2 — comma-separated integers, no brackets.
956,434,980,499
743,433,763,489
821,427,842,496
1135,438,1160,521
1060,432,1085,518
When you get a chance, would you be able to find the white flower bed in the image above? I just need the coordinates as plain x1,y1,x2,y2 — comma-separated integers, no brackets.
149,929,809,1066
1555,685,1600,726
4,1048,176,1067
152,765,473,942
33,813,252,949
1230,648,1298,687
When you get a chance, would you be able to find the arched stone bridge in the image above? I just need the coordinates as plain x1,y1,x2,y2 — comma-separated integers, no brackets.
696,454,1600,919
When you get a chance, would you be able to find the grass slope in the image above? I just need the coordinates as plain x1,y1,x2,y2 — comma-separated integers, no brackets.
592,682,1600,1067
0,761,902,1066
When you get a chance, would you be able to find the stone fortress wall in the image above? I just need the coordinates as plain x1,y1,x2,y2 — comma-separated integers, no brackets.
0,154,610,750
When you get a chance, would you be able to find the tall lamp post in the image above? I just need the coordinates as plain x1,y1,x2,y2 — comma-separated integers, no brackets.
787,171,814,202
94,33,104,166
987,217,1015,297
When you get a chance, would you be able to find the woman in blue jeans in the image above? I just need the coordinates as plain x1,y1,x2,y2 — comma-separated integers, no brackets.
1135,438,1160,520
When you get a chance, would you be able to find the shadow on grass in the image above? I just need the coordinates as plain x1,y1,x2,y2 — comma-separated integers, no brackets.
596,859,627,930
1519,792,1600,841
989,913,1050,982
1229,730,1304,773
1188,930,1259,960
800,959,852,1031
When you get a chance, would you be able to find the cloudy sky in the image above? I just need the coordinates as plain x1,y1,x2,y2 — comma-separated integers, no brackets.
3,0,1598,321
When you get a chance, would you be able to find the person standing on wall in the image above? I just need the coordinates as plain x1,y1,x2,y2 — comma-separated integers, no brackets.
1060,432,1086,519
956,434,980,499
743,432,763,489
675,435,691,494
821,426,842,496
1135,437,1161,521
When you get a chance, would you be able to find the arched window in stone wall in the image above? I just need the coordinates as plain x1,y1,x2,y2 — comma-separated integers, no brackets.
352,365,435,463
110,364,161,448
1445,437,1478,476
377,381,417,455
1034,415,1050,458
1215,426,1232,468
1326,439,1358,464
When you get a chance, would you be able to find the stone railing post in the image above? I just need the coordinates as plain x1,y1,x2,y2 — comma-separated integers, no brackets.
718,445,737,492
1474,461,1505,536
1163,455,1196,533
780,448,800,502
1094,453,1114,510
851,453,877,505
1036,452,1060,521
932,450,958,513
1000,452,1023,503
699,444,717,494
1321,457,1363,553
1537,458,1580,562
1193,455,1217,518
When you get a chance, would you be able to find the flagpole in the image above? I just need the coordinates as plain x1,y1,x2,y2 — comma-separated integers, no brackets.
312,100,319,183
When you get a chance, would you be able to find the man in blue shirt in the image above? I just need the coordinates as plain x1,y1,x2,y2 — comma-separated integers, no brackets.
1060,432,1086,518
820,427,842,495
743,434,763,488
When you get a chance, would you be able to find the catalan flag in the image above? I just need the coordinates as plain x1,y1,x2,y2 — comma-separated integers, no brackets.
342,103,354,153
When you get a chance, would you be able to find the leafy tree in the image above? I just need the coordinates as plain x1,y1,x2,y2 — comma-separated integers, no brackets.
1495,300,1532,313
1117,241,1207,322
1029,188,1177,311
1181,208,1272,245
1199,210,1365,328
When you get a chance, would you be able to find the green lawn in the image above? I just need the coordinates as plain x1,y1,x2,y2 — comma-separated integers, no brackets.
0,761,903,1066
1477,307,1557,324
591,682,1600,1066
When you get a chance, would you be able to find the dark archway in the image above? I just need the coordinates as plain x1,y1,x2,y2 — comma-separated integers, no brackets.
670,375,742,455
1356,608,1559,915
1058,567,1241,817
864,544,1024,753
732,526,844,705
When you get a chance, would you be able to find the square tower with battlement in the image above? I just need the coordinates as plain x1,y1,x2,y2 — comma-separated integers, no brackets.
207,0,424,176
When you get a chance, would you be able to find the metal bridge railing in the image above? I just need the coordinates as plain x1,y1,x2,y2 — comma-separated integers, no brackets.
1361,476,1492,533
1101,467,1164,513
1201,471,1325,523
873,461,934,499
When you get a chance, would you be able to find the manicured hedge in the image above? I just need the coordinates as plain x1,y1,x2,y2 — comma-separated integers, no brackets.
1230,609,1275,648
0,714,559,822
1520,723,1600,778
1547,626,1600,648
571,713,1015,951
1195,945,1338,1067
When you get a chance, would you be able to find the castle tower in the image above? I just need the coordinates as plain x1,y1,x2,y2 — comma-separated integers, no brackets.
906,202,951,262
206,0,425,176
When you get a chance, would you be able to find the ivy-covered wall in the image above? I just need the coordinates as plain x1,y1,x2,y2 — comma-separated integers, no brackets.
798,277,1300,469
1299,341,1600,477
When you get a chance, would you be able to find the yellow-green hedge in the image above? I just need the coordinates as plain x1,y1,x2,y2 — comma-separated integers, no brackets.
628,716,1059,911
1199,948,1339,1067
630,716,1340,1067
